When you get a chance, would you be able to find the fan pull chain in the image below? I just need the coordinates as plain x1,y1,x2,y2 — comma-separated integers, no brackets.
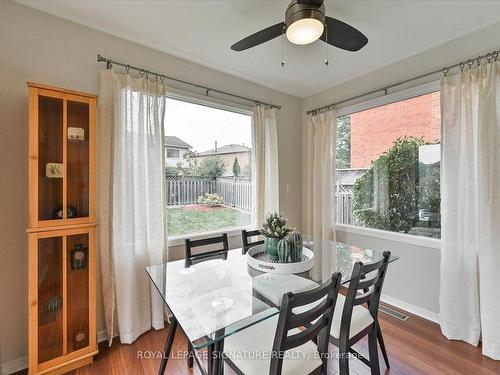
324,23,329,66
281,33,286,67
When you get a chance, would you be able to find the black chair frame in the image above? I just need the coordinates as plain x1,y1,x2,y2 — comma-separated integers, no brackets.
329,251,391,375
241,229,264,254
224,272,342,375
185,233,229,267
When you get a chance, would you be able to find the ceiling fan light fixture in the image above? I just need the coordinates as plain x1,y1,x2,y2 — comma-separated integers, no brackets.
285,1,326,45
286,18,324,45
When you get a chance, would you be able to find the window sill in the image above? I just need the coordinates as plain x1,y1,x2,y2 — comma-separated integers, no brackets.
167,226,254,247
335,224,441,250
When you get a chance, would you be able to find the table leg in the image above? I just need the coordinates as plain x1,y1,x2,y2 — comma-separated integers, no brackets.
218,338,225,375
187,341,194,368
207,337,225,375
158,318,178,375
208,342,216,375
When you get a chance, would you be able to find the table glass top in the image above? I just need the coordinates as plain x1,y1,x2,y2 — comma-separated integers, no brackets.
146,239,398,349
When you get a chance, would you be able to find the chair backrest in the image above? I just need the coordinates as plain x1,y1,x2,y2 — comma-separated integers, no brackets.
340,251,391,343
241,229,264,254
270,272,342,375
184,234,229,266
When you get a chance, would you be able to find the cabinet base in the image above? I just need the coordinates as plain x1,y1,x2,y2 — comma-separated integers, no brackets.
30,353,96,375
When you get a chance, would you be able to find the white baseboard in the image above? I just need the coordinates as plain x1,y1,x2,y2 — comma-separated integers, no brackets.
98,329,108,343
1,355,27,375
381,294,440,324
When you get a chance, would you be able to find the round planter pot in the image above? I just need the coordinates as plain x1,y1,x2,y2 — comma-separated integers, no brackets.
264,237,280,258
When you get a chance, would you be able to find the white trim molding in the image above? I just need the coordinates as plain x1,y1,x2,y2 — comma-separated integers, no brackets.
381,294,440,324
168,226,252,247
336,224,441,250
336,80,440,117
167,86,253,116
1,356,28,375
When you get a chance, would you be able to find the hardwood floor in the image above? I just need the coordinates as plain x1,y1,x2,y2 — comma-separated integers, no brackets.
60,303,499,375
14,303,497,375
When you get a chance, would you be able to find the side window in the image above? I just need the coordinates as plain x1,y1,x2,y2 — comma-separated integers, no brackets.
335,91,441,239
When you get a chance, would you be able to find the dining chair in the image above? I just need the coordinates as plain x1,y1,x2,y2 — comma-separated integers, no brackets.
223,272,342,375
328,251,391,375
184,233,229,267
241,229,264,254
184,233,230,369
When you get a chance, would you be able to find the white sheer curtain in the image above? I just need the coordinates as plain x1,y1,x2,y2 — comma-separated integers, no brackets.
99,69,167,345
440,60,500,359
252,105,279,225
304,110,336,282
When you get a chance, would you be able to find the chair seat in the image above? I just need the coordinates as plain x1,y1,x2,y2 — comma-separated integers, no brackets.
224,315,323,375
252,273,320,306
294,294,374,339
331,294,374,339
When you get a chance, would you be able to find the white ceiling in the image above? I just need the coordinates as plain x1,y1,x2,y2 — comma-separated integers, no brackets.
16,0,500,98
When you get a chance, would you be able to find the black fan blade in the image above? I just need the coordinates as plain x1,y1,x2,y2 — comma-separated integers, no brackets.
297,0,324,6
231,22,285,51
321,16,368,51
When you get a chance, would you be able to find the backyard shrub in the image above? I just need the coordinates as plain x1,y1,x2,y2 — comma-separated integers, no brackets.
232,157,241,177
197,193,224,207
353,136,440,233
196,156,225,179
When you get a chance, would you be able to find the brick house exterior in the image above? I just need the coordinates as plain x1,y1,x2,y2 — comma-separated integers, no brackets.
350,92,441,168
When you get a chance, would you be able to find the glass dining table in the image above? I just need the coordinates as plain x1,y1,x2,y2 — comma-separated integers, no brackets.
146,238,398,375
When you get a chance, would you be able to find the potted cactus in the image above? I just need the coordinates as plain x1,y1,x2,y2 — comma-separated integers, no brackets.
288,231,303,262
277,238,291,263
260,212,293,259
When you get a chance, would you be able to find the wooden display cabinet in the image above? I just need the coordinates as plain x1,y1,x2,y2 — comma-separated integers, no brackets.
28,82,96,229
27,83,97,375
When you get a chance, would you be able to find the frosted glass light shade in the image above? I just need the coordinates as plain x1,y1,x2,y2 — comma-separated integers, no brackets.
286,18,324,45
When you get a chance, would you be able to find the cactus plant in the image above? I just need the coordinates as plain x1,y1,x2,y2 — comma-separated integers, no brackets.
288,232,303,262
277,238,291,263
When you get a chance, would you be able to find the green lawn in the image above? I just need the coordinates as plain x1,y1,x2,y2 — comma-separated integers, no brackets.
167,205,251,237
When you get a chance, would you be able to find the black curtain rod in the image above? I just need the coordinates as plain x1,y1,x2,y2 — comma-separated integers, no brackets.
97,54,281,110
306,49,499,115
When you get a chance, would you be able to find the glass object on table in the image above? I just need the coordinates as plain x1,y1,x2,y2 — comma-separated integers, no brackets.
38,96,63,221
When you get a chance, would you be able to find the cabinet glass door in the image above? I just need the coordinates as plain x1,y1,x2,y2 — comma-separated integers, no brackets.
38,237,63,363
38,96,63,221
67,101,90,219
66,233,89,353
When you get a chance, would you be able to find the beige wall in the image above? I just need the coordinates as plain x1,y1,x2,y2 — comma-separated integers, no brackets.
0,0,303,368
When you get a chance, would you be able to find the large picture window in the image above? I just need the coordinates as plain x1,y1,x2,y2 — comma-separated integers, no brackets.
335,90,441,239
165,97,252,238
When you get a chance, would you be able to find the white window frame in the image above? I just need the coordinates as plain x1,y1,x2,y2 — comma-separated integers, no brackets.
335,80,441,250
165,87,254,245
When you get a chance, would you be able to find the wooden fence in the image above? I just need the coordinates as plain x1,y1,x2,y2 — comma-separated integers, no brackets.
216,177,252,212
166,176,252,212
166,177,216,206
166,176,355,222
336,193,354,225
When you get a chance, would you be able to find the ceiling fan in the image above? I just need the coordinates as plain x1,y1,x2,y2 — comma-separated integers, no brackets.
231,0,368,53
